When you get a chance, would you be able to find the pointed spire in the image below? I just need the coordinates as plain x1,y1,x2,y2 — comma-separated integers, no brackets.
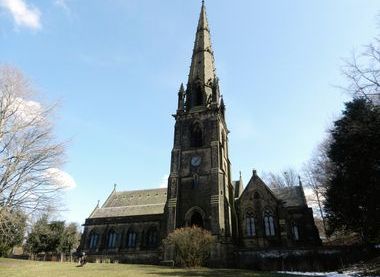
187,2,216,98
298,175,303,187
177,83,185,112
220,95,225,117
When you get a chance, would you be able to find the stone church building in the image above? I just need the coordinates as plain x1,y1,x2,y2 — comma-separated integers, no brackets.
79,2,321,265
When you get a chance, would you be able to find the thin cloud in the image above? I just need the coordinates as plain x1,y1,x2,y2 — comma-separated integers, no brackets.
0,0,41,30
54,0,70,15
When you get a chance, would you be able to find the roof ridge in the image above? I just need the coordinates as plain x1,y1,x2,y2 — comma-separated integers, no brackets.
116,187,167,194
99,203,166,209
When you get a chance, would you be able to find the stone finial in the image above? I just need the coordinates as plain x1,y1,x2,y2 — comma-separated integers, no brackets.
298,175,303,187
113,183,117,191
252,169,257,176
96,200,100,208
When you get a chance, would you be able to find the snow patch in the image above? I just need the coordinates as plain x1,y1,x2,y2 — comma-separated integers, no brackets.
277,271,361,277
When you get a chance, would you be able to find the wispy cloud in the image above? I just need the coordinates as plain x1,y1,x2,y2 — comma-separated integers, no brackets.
54,0,70,15
0,0,41,30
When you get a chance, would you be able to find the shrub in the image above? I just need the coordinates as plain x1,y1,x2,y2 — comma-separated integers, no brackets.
163,226,215,267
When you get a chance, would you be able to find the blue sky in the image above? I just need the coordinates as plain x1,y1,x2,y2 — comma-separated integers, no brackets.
0,0,379,225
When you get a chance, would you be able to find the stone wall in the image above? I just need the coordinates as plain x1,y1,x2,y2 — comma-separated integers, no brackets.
235,246,379,271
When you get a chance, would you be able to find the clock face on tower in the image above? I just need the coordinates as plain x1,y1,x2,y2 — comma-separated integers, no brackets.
191,155,202,167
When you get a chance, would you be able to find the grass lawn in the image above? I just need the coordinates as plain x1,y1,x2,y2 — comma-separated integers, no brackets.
0,258,301,277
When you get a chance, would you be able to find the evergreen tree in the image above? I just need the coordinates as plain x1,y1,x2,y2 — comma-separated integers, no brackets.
325,98,380,243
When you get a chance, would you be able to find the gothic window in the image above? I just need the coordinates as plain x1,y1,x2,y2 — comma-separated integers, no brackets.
264,210,275,236
192,174,199,189
146,227,158,249
292,224,300,241
245,213,256,237
127,229,137,248
89,231,99,249
190,123,203,147
107,229,118,249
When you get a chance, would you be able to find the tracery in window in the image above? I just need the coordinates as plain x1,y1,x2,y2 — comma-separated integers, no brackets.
89,231,99,249
264,210,275,236
245,212,256,237
127,229,137,248
107,229,118,248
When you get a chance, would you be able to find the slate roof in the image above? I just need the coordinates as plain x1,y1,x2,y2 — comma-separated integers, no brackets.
271,186,307,208
89,188,167,218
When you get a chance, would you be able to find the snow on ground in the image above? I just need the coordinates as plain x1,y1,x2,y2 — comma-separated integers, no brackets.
277,271,362,277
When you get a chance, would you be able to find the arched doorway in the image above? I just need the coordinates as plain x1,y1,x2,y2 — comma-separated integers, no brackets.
190,211,204,228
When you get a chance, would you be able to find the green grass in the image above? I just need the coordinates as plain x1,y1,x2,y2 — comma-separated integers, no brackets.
0,258,297,277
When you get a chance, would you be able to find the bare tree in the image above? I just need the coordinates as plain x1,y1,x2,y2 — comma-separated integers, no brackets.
0,65,65,215
302,138,333,238
263,168,299,188
342,38,380,105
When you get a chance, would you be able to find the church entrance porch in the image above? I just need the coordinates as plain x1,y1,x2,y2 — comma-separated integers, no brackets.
190,211,204,228
184,206,207,229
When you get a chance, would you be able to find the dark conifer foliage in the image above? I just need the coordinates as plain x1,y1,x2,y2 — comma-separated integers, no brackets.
325,98,380,243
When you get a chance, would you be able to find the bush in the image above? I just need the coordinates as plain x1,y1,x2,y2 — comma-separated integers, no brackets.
163,226,215,267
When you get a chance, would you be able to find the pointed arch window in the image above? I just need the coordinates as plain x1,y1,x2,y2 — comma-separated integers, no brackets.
107,229,118,249
245,212,256,237
264,210,275,236
190,122,203,147
127,229,137,248
89,231,99,249
292,224,300,241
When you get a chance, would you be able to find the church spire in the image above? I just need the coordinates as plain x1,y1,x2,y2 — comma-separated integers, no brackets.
188,1,216,86
185,1,217,109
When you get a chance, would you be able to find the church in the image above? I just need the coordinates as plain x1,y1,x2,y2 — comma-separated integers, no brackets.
79,2,321,265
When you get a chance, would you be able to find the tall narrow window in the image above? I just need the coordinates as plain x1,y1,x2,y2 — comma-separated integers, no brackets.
246,213,256,237
190,123,203,147
127,230,137,248
264,210,275,236
89,231,99,249
292,224,300,241
107,230,117,249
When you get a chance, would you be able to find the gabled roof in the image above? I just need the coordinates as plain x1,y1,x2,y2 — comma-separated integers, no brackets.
239,170,307,209
240,170,277,201
89,188,167,219
272,186,307,208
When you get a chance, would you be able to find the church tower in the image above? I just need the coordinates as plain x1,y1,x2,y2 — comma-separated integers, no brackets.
166,2,234,241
